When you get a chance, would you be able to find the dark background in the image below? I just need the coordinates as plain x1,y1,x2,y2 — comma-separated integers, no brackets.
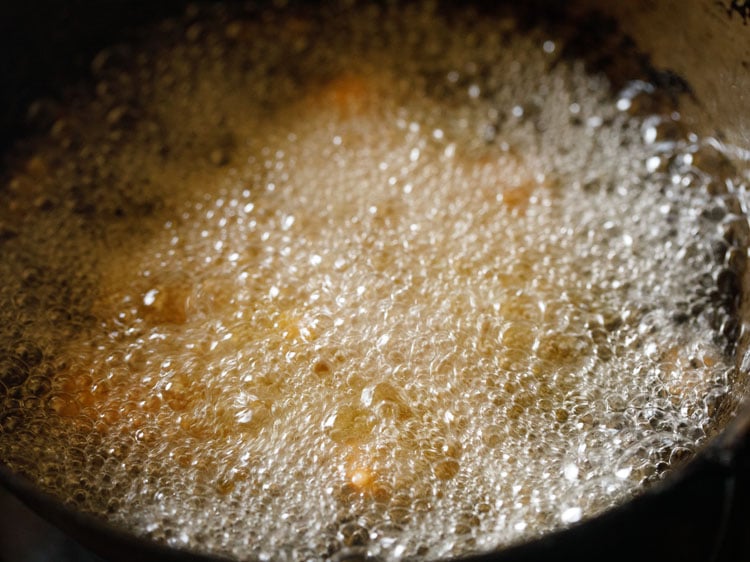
0,487,103,562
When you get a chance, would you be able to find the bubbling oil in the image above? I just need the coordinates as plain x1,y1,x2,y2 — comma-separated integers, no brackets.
0,2,749,561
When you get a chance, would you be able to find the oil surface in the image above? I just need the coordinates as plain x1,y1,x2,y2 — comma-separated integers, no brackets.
0,2,748,561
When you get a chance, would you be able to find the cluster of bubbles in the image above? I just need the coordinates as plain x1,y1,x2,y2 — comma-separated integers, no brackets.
1,2,749,561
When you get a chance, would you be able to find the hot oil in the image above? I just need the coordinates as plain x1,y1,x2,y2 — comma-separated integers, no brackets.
0,2,748,561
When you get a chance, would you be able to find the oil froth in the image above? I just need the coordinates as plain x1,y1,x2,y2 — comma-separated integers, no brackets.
0,2,748,561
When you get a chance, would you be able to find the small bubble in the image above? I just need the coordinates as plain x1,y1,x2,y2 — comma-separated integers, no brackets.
615,466,632,480
646,156,662,173
563,463,579,481
616,98,632,112
561,507,582,524
338,523,370,547
432,459,460,480
313,359,332,376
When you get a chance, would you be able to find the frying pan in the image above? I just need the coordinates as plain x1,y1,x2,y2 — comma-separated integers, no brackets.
1,1,749,561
